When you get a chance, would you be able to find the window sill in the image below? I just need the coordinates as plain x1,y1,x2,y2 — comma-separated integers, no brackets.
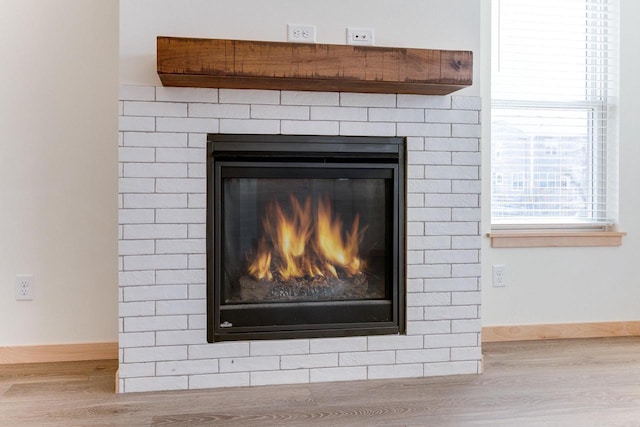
486,230,627,248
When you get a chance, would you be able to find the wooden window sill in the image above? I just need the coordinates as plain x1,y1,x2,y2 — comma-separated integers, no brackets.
487,230,627,248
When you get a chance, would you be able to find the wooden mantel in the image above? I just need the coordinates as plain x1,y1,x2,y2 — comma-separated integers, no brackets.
157,37,472,95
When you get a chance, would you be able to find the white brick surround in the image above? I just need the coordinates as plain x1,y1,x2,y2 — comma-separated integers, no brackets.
118,85,482,393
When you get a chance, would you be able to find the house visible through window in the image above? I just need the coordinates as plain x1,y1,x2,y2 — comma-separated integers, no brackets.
491,0,618,227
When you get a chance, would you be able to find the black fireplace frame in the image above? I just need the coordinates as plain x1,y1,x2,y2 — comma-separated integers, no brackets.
207,134,405,342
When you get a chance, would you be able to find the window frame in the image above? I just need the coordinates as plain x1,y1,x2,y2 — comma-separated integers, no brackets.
488,0,624,247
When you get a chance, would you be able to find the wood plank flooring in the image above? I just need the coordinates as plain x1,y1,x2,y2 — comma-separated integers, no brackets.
1,337,639,426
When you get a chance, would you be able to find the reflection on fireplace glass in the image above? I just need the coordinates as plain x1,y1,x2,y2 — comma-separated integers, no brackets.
223,178,388,304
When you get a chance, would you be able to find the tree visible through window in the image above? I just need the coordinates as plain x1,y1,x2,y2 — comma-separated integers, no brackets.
491,0,618,227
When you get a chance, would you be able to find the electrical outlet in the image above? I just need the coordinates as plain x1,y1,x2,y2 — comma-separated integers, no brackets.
15,275,34,300
492,265,506,288
287,24,316,43
346,27,374,46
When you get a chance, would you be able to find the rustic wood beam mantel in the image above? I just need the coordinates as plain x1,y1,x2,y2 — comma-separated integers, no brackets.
157,37,472,95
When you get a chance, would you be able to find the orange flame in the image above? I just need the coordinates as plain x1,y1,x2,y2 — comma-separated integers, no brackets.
247,194,366,281
315,195,365,277
247,239,273,280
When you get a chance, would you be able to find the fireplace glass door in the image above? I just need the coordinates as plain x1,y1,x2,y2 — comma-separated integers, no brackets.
208,135,404,341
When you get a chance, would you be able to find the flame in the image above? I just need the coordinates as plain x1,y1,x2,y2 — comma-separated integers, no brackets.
265,195,313,279
315,195,365,277
247,239,273,280
247,194,366,281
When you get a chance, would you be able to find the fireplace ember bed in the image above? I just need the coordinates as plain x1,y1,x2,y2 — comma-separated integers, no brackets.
207,134,405,342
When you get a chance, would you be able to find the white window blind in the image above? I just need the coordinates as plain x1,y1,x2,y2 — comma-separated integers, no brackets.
491,0,618,227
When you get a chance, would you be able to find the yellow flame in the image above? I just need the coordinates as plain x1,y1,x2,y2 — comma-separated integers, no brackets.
314,196,365,277
247,194,366,281
247,239,273,280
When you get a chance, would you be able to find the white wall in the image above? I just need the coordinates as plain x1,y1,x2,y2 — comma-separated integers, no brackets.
480,0,640,326
119,0,481,96
0,1,119,345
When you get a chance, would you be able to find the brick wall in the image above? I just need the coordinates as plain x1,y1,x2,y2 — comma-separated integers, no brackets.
118,86,482,393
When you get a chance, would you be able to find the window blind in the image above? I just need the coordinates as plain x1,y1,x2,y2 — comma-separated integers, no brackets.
491,0,618,227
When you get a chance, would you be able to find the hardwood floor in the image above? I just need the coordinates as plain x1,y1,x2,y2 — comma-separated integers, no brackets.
1,337,639,426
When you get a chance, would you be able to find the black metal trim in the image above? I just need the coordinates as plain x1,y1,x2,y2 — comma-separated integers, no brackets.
209,134,402,153
206,144,219,343
207,134,406,342
213,325,401,342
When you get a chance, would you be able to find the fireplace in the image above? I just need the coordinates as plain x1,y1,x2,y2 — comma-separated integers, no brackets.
207,134,405,342
119,85,482,393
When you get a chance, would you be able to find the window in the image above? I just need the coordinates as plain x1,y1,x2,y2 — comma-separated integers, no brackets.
511,172,525,191
492,172,504,186
491,0,618,228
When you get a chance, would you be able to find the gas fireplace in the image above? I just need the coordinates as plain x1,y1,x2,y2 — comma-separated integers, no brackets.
207,134,405,342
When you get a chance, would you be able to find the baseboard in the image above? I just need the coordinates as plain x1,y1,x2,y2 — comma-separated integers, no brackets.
2,323,637,363
482,321,640,343
0,342,118,364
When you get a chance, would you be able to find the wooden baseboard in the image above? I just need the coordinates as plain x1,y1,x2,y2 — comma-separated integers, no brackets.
3,323,637,364
0,342,118,365
482,321,640,343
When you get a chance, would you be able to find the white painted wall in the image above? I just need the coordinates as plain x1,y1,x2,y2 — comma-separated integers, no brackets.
119,0,481,96
481,0,640,326
0,1,119,345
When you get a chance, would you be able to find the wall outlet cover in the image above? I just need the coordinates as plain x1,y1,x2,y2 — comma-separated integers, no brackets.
15,274,34,300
